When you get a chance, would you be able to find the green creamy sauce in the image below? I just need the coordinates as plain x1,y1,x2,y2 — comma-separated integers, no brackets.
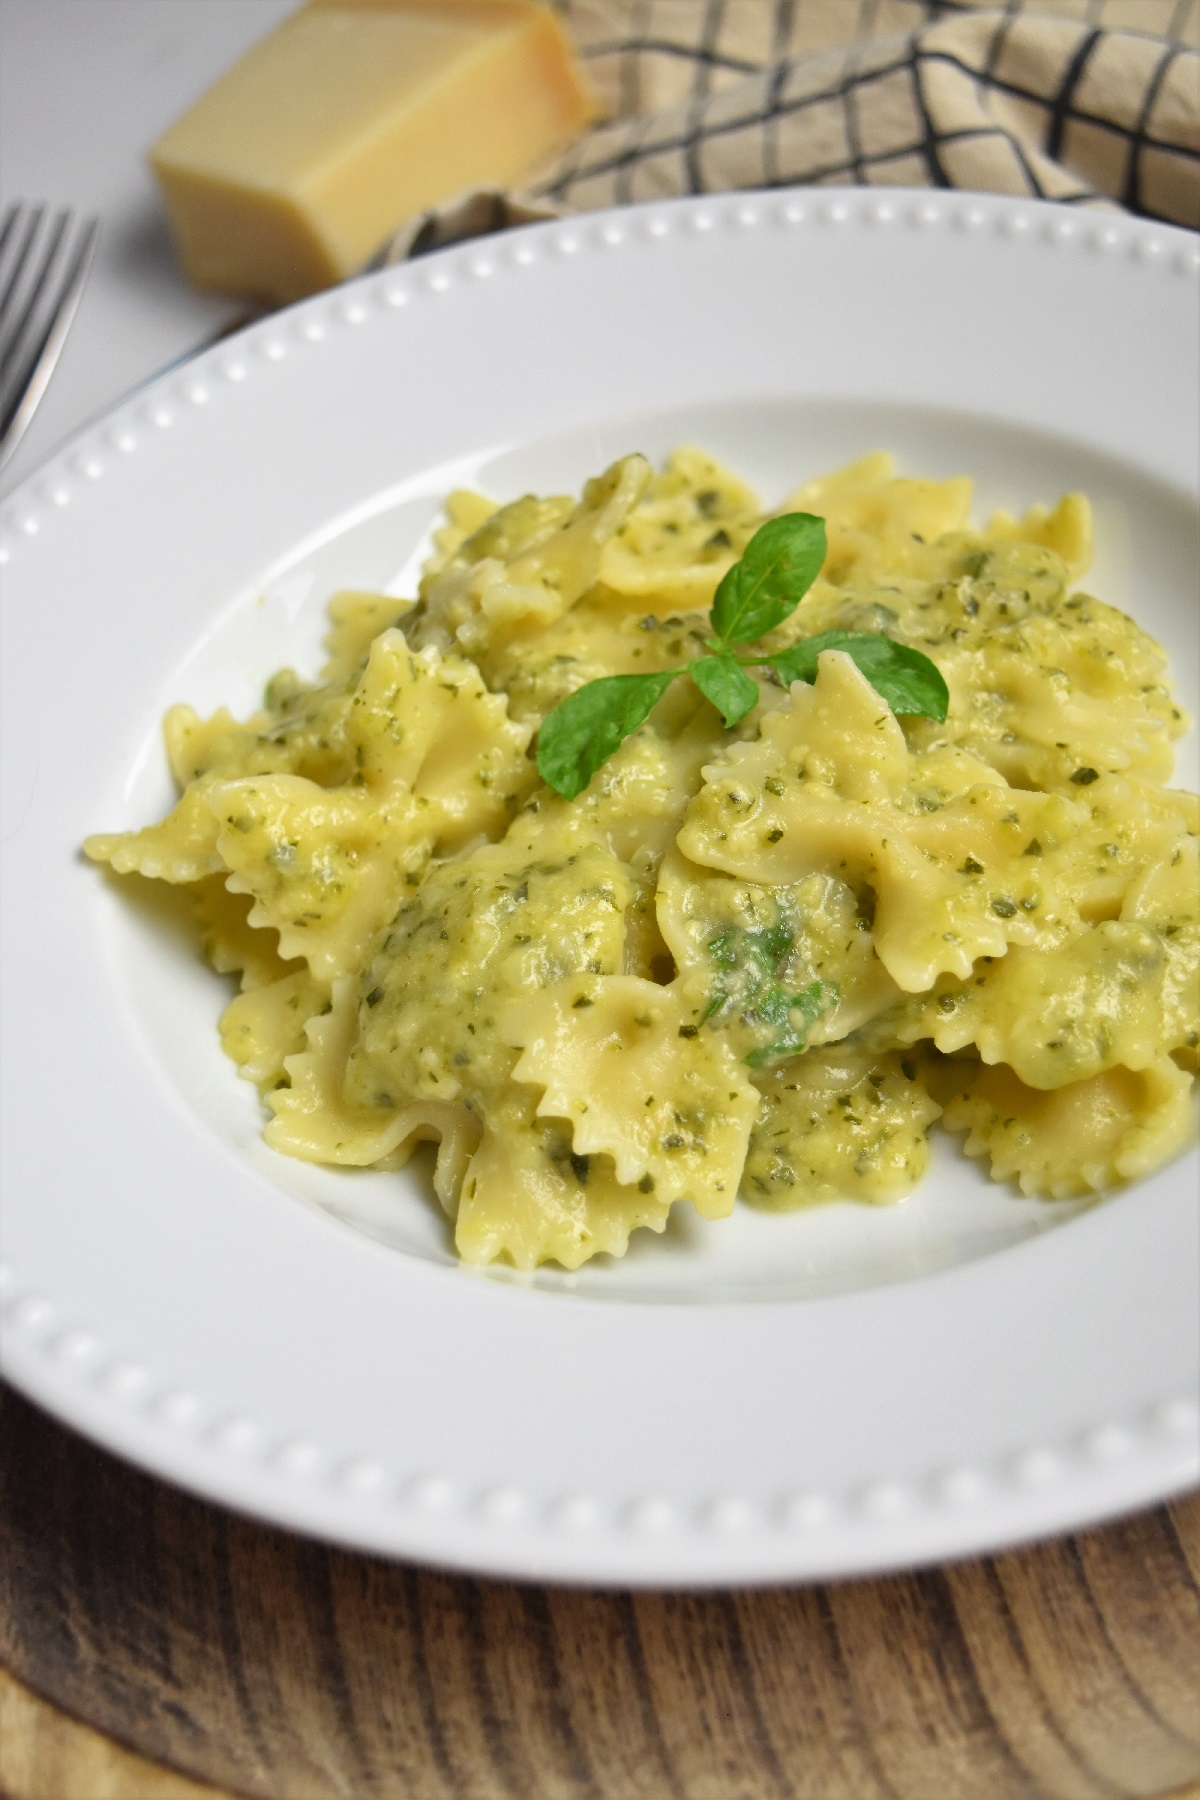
703,918,839,1066
344,838,632,1113
743,1050,938,1209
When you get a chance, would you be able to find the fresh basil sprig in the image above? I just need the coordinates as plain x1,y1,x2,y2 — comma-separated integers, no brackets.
535,511,947,799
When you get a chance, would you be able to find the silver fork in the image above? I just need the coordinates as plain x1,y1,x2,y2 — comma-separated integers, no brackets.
0,202,99,473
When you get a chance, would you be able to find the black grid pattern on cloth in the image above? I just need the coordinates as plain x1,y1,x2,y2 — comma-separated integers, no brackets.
535,0,1199,224
1121,39,1191,210
379,0,1198,263
557,0,1200,119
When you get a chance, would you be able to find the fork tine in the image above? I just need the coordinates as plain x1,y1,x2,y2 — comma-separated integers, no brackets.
0,210,71,384
0,203,24,267
0,212,98,471
0,203,44,322
0,213,94,407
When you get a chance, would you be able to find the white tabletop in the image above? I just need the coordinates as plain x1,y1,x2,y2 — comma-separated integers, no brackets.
0,0,295,497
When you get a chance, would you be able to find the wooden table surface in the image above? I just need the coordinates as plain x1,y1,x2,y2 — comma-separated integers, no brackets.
1,1380,1198,1800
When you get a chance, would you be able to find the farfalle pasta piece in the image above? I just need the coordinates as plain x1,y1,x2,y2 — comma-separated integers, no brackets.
480,596,671,722
1045,776,1200,925
410,454,650,663
1122,833,1200,1065
655,848,900,1061
597,445,761,605
194,876,302,991
919,596,1185,792
221,967,329,1091
164,670,358,788
896,924,1178,1088
503,974,760,1217
984,491,1092,579
319,590,415,685
343,833,672,1264
498,704,728,981
265,975,480,1194
745,1045,941,1207
165,704,263,787
834,528,1191,795
345,631,534,846
678,651,1081,992
768,483,1185,797
420,490,572,597
207,635,535,979
210,776,433,981
419,488,510,586
455,1087,671,1270
782,453,973,586
893,827,1200,1086
942,1055,1196,1198
344,833,634,1113
84,775,227,883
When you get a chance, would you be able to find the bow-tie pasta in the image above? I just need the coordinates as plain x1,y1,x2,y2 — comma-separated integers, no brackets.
677,650,1085,992
86,449,1197,1266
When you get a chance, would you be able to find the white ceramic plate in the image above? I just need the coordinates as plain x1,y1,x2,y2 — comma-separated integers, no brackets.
2,190,1197,1586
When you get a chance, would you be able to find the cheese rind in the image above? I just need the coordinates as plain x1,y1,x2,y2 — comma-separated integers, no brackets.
150,0,592,301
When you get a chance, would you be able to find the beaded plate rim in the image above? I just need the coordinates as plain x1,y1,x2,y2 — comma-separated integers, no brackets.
1,187,1196,1585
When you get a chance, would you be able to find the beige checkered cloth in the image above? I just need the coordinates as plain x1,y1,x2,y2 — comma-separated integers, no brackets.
392,0,1198,257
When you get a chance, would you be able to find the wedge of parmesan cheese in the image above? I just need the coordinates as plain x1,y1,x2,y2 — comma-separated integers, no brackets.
149,0,592,302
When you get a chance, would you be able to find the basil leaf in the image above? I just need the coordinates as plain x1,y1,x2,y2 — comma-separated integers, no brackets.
744,980,839,1068
702,921,838,1065
536,670,679,799
709,513,826,646
689,654,759,727
764,630,949,721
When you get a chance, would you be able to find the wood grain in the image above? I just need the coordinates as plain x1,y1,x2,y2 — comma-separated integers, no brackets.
1,1380,1197,1800
0,1664,235,1800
